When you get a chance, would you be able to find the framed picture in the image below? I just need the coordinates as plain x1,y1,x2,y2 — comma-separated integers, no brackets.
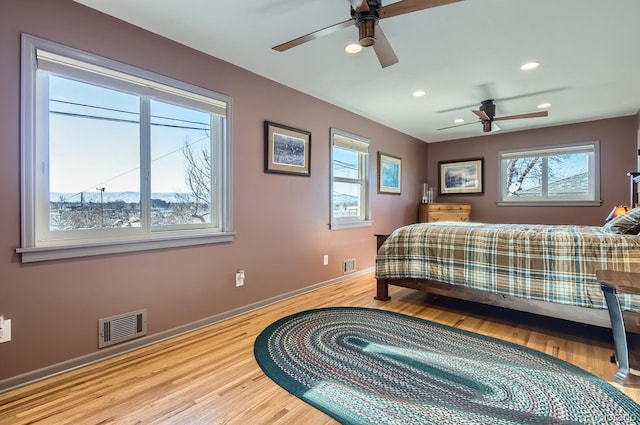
378,152,402,194
264,121,311,176
439,158,483,195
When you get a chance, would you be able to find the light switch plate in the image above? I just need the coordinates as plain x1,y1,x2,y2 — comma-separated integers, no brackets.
0,319,12,343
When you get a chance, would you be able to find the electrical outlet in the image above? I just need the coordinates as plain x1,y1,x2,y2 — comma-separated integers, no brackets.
235,270,245,287
323,255,329,266
0,319,12,343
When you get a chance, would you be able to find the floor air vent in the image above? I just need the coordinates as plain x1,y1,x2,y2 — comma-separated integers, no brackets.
98,308,147,348
343,258,356,274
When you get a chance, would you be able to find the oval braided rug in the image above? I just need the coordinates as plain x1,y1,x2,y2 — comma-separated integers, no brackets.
254,307,640,425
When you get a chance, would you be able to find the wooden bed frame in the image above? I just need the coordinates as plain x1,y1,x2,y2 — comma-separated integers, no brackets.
374,234,640,334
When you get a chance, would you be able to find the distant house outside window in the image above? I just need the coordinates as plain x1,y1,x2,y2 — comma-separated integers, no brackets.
498,141,600,205
330,128,372,229
18,34,233,262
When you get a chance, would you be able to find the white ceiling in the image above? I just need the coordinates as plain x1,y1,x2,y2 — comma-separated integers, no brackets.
75,0,640,143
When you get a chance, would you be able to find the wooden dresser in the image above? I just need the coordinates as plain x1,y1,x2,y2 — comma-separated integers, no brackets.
418,202,471,223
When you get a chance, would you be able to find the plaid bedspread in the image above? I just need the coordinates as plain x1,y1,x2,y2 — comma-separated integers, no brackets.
375,222,640,312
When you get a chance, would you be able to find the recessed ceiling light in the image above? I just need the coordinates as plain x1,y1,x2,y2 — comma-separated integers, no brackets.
537,103,551,108
454,118,464,124
413,90,426,97
520,61,540,70
345,43,362,54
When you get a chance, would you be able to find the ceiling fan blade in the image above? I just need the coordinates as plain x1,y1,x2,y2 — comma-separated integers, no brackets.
272,19,353,52
495,88,565,103
437,121,478,130
348,0,370,12
494,111,548,121
472,110,491,121
379,0,462,19
372,25,398,68
437,88,565,114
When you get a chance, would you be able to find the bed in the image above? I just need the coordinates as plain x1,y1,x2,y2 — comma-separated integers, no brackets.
375,217,640,333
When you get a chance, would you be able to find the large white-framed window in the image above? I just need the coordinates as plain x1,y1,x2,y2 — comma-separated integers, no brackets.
498,141,600,206
330,128,372,229
18,34,233,262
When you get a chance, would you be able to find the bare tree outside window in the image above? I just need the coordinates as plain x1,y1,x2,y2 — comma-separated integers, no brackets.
182,140,211,223
506,157,542,195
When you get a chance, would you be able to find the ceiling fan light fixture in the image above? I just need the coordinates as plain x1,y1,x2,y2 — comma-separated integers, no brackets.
520,61,540,71
345,43,363,54
481,121,501,133
358,20,376,46
359,37,376,47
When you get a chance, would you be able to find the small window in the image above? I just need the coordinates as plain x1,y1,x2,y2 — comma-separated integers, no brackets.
498,141,600,205
18,35,233,262
330,128,371,229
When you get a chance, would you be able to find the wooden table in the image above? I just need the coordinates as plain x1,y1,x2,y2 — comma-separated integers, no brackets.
597,270,640,386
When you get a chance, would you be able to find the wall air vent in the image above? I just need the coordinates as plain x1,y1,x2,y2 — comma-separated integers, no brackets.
98,308,147,349
343,258,356,274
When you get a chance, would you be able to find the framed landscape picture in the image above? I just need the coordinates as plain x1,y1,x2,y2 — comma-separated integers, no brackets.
264,121,311,176
378,152,402,194
439,158,483,195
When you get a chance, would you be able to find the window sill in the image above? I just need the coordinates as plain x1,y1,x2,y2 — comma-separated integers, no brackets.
496,200,602,207
17,232,235,263
330,220,373,230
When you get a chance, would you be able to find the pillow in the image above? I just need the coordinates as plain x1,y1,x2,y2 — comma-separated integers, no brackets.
602,206,640,235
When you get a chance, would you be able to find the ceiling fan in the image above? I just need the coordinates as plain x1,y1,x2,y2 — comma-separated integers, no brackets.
272,0,462,68
438,99,549,133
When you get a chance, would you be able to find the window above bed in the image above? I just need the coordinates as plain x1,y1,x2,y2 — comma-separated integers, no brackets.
497,141,601,206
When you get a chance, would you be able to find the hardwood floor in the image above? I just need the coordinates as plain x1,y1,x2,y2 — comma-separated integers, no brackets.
1,273,639,424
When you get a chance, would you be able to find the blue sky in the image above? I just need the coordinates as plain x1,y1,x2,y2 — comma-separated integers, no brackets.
48,75,211,196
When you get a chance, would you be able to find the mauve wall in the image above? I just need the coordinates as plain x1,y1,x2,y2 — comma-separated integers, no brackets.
427,116,638,225
637,110,640,171
0,0,428,384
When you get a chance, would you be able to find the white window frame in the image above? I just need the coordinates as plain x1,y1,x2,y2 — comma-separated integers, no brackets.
330,128,372,229
17,34,234,262
497,141,601,206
